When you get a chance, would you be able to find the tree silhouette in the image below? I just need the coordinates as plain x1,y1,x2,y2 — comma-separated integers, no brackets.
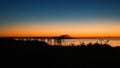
57,34,72,39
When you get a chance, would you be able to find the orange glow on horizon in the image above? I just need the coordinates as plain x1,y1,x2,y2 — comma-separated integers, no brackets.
0,32,120,38
0,20,120,38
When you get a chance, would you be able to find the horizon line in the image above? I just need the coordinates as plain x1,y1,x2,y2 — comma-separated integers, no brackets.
0,36,120,38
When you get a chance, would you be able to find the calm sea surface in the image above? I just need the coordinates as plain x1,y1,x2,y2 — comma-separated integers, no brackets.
48,38,120,47
16,38,120,47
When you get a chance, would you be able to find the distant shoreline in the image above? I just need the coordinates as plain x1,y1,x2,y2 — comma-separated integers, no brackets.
0,36,120,39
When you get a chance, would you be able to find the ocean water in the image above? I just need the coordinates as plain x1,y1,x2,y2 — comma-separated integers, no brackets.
15,38,120,47
48,38,120,47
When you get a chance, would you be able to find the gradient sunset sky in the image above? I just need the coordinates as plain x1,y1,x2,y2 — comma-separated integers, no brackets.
0,0,120,37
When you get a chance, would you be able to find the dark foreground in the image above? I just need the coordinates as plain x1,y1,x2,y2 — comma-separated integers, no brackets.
0,38,120,68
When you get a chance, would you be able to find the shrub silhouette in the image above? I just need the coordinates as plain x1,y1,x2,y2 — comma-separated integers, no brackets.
1,37,120,68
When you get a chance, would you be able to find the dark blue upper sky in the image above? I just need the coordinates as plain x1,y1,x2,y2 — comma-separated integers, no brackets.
0,0,120,24
1,0,120,37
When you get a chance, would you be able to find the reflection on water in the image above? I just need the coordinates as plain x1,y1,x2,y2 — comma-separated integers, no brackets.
45,38,120,47
15,38,120,47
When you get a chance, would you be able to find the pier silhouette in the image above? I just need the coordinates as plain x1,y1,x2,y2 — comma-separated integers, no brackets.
12,35,72,45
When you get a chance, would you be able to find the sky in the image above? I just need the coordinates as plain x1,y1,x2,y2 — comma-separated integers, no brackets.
0,0,120,37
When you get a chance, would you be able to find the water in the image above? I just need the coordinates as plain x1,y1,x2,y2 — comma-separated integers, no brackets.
15,38,120,47
48,38,120,47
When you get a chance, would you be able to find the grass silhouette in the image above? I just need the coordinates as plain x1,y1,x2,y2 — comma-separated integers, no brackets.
0,37,120,68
